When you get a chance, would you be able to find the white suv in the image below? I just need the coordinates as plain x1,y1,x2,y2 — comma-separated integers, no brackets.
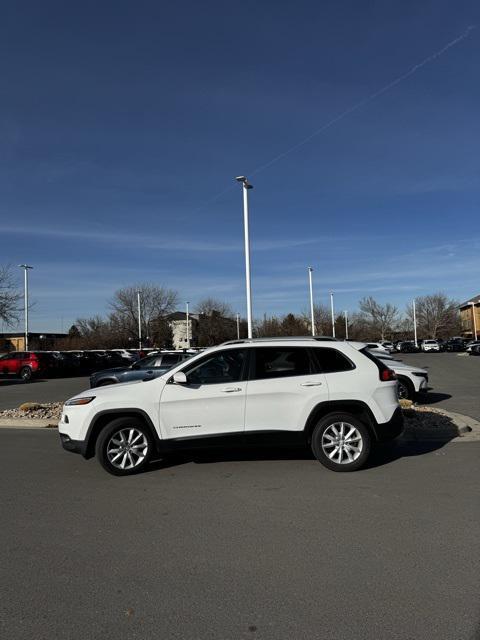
421,340,440,352
59,338,403,475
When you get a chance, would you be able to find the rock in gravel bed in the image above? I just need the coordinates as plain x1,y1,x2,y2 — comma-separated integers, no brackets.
0,402,63,421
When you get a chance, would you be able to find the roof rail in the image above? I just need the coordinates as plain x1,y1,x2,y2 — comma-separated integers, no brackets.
221,336,338,345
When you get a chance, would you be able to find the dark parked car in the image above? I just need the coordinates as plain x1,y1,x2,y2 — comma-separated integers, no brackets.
89,351,193,388
444,338,466,352
398,341,420,353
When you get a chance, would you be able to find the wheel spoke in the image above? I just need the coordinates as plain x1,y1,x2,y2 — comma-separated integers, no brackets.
128,429,135,444
344,447,353,462
328,446,339,460
337,446,343,463
111,451,123,462
345,426,356,440
120,452,128,468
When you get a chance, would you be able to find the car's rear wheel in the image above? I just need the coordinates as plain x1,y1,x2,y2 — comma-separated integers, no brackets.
397,377,414,400
311,412,371,472
19,366,32,382
95,417,154,476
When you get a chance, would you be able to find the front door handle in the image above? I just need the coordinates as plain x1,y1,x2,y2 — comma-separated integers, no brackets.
300,381,323,387
221,387,242,393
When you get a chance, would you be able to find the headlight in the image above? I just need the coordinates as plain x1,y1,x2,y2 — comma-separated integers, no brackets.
65,396,96,406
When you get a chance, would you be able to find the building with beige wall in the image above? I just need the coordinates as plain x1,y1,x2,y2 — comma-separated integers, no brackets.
459,295,480,339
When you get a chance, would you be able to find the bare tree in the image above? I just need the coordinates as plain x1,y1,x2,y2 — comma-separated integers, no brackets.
359,296,399,341
110,283,178,340
0,265,21,326
301,304,331,336
405,293,460,338
195,298,234,318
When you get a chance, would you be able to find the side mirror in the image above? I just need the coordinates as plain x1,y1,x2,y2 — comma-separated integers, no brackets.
172,371,187,384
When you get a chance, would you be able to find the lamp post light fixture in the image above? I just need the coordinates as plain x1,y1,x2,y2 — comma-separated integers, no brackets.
137,290,142,350
330,291,336,338
308,267,315,336
18,264,33,351
236,176,253,339
470,301,478,341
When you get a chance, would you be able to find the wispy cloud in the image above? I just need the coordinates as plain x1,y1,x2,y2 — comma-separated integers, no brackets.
0,224,321,253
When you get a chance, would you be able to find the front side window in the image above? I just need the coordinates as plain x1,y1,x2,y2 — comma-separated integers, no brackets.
313,348,355,373
252,347,312,380
184,349,247,385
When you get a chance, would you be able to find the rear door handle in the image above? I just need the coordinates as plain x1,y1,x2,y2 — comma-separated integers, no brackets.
221,387,242,393
300,381,323,387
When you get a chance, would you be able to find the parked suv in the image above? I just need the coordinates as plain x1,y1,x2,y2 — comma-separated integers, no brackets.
421,340,440,352
0,351,43,381
59,338,403,475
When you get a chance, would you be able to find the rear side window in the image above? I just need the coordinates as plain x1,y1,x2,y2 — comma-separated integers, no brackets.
160,354,179,367
252,347,313,380
312,347,355,373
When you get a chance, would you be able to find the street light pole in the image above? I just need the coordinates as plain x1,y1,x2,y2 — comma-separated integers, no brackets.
18,265,33,351
236,176,253,339
344,310,349,340
470,301,478,340
308,267,315,336
236,313,240,339
413,298,418,347
137,290,142,350
330,291,336,338
186,301,190,347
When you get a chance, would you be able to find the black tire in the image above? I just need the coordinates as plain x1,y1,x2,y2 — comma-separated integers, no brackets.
397,377,414,400
19,366,32,382
95,417,154,476
311,412,371,472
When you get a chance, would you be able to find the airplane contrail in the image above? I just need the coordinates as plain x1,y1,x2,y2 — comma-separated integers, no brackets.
249,25,476,177
193,26,476,211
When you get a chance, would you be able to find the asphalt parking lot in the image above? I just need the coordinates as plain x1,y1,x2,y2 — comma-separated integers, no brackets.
1,352,479,420
396,352,480,420
0,429,479,640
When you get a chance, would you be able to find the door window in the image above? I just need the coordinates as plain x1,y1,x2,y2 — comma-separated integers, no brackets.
160,354,180,367
251,347,312,380
312,347,355,373
183,349,247,385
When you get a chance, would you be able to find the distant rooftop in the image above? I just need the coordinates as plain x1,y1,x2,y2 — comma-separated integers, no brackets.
459,295,480,309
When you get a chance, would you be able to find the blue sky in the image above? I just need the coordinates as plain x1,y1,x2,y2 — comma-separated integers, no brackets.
1,0,479,332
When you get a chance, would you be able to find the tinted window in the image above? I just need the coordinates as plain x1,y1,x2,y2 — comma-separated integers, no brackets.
313,347,355,373
184,349,246,385
252,347,312,380
161,354,180,367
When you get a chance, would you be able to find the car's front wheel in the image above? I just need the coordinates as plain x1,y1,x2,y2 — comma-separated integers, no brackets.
95,417,154,476
311,413,371,472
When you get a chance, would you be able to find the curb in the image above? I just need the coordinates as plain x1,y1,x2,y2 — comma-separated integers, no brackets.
402,406,480,443
0,418,57,429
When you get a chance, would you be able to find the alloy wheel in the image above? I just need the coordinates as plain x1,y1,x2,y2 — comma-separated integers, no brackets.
321,422,363,465
106,428,149,470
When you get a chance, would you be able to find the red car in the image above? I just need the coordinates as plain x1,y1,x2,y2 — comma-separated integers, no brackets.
0,351,43,381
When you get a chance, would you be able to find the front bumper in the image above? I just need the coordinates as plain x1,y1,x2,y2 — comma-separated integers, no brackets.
373,406,404,442
59,432,88,457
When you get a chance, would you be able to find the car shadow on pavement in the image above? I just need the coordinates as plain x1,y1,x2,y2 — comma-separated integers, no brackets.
418,392,452,405
146,434,457,474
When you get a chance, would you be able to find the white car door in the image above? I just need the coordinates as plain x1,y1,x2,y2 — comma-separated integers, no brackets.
245,346,328,432
159,348,248,440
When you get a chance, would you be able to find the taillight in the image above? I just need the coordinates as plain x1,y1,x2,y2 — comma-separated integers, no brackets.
380,368,396,382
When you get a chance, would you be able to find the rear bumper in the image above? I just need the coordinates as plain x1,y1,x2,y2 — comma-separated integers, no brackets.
373,407,404,442
59,432,88,457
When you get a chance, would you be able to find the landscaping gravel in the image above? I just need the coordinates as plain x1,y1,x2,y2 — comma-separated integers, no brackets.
0,402,63,421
